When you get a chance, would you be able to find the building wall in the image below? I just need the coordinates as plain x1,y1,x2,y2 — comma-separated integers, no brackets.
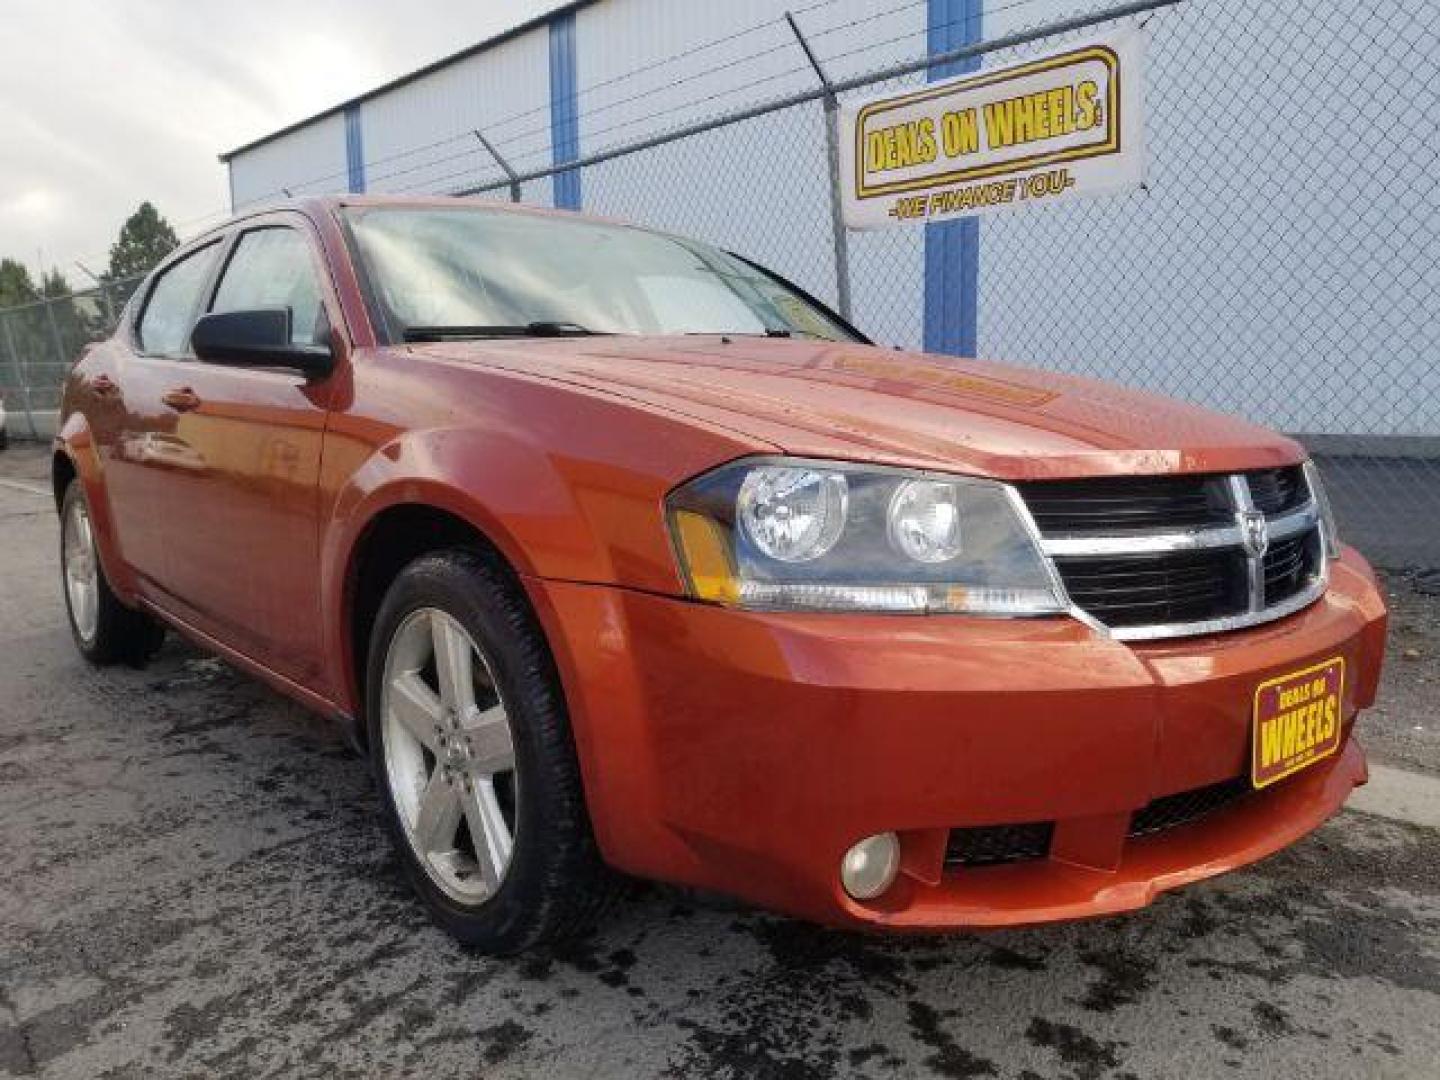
229,113,347,209
576,0,831,304
357,29,554,206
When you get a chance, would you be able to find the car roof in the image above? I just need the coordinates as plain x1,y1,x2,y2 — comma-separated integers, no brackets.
182,194,636,252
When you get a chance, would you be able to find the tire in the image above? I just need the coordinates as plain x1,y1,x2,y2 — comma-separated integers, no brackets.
365,547,617,952
60,479,165,666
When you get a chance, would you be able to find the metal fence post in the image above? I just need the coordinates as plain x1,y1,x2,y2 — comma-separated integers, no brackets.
474,129,523,203
44,296,71,427
76,261,113,329
785,11,852,321
1,311,39,439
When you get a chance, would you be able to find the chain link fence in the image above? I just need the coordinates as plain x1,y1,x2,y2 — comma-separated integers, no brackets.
2,0,1435,566
0,276,140,440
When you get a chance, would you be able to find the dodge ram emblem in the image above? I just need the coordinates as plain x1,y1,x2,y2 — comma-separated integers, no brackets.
1238,510,1269,558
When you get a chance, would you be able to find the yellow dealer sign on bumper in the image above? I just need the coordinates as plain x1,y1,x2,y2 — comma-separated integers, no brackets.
840,27,1147,230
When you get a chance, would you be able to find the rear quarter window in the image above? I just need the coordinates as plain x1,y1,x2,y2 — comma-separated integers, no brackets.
137,243,221,356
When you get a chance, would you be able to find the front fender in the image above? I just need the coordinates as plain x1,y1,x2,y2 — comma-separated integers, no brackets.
319,405,761,715
317,339,783,717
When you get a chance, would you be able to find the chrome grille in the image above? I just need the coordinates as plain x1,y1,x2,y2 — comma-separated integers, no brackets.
1018,466,1305,535
1263,534,1311,605
1055,549,1247,628
1018,474,1233,533
1020,467,1328,641
1247,466,1307,515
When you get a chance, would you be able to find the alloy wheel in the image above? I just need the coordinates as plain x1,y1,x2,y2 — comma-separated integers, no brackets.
63,496,99,644
380,607,519,904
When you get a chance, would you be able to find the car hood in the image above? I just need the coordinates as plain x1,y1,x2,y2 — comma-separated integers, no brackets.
420,336,1304,480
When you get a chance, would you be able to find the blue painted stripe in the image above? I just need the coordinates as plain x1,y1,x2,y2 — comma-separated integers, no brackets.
344,104,366,193
549,13,581,209
923,0,981,357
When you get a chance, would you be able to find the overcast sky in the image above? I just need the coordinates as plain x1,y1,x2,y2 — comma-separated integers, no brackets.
0,0,563,284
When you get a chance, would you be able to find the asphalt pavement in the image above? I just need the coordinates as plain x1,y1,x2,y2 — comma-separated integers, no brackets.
1,442,1437,1080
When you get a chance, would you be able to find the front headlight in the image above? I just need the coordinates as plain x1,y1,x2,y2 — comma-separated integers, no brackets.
1302,459,1341,559
666,458,1066,615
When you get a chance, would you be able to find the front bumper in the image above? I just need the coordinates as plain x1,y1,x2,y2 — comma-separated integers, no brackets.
527,547,1387,929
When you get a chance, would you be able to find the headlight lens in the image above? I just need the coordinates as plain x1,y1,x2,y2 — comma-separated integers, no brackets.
1302,459,1340,559
888,479,964,563
737,467,848,562
667,458,1065,615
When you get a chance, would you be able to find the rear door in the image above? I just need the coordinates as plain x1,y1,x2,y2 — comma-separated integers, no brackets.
103,240,226,589
152,216,341,687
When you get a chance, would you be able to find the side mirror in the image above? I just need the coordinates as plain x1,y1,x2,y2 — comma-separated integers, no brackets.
191,308,334,377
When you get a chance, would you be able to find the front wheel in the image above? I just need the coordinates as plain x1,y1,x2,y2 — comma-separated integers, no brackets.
60,479,164,666
366,548,616,952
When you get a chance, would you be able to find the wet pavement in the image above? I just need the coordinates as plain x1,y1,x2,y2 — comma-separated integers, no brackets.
1,443,1437,1079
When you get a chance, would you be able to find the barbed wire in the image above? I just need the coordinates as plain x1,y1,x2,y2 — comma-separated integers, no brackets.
238,0,1083,206
354,0,1081,197
230,0,857,203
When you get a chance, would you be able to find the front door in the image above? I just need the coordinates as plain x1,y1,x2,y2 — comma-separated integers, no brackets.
153,218,340,688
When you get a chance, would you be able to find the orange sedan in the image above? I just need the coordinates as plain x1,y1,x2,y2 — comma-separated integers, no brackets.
53,196,1386,952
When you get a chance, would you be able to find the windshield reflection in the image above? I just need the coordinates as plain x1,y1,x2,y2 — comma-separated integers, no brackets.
344,206,854,344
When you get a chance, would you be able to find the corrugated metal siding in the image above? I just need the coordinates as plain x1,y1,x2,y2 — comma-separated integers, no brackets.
229,113,347,209
357,30,553,203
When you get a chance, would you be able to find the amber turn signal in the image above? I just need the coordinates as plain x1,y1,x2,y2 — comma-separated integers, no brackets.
671,510,740,604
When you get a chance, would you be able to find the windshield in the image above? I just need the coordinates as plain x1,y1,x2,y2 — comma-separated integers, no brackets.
343,206,857,343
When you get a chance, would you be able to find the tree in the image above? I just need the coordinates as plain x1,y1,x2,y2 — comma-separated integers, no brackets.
40,268,71,298
0,262,90,369
105,201,178,283
0,258,39,308
39,268,96,349
0,258,50,385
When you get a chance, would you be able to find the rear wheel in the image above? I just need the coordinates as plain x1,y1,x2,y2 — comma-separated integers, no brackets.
60,479,165,666
366,548,616,952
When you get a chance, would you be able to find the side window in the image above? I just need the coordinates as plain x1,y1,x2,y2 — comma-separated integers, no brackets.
137,243,221,356
211,228,326,345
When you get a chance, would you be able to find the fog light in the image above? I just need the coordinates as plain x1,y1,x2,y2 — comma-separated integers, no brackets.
840,832,901,900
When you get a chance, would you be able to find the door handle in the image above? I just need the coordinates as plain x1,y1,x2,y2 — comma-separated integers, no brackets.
161,386,202,412
91,373,118,397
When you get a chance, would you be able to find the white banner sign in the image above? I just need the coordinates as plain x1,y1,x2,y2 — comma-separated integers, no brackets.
840,27,1147,230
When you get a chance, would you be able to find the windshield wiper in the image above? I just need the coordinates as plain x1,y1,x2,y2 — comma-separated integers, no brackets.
403,321,603,342
683,327,796,339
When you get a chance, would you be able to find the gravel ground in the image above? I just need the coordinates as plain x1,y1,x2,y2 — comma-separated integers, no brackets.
1370,568,1440,776
1,440,1437,1079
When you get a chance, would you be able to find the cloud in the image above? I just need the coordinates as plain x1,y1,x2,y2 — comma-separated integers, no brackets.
0,0,561,284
